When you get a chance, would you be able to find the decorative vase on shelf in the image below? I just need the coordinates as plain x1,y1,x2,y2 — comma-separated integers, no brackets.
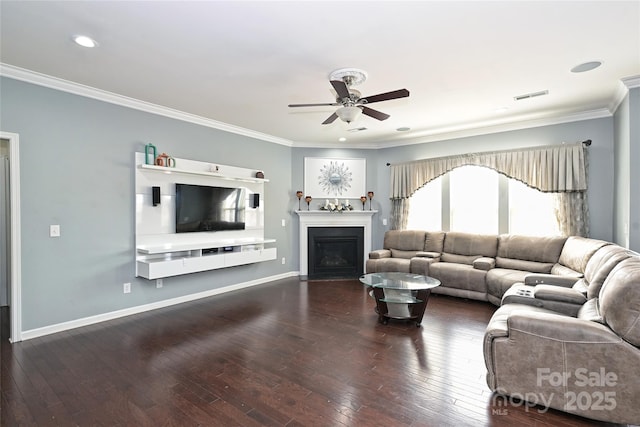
145,143,156,165
296,191,303,210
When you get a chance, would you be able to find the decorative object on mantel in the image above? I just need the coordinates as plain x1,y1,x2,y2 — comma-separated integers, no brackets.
296,191,303,210
320,198,353,213
144,143,157,165
360,196,367,210
209,164,220,173
155,152,175,167
305,195,312,210
255,171,265,179
368,191,374,210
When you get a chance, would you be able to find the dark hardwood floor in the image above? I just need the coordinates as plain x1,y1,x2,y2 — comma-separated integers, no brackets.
0,278,628,426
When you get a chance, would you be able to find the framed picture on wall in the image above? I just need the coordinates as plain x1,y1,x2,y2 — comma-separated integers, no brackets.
304,157,366,199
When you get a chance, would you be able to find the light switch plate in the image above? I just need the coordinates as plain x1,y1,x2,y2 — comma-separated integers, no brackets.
49,224,61,237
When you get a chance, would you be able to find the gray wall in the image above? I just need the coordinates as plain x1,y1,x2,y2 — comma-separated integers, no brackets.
613,87,640,252
0,77,294,331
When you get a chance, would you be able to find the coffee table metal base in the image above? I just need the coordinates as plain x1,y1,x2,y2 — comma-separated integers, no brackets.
360,272,441,328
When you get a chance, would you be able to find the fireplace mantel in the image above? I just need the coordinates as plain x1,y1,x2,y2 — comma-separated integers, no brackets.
296,210,377,276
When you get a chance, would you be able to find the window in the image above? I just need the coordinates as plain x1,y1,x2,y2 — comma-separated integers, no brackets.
407,165,560,236
508,179,560,236
406,176,441,231
450,166,498,234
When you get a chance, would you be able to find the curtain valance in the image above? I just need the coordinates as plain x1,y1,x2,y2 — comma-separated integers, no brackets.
390,143,587,199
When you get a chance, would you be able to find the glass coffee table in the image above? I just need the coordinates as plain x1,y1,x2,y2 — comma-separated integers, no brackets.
359,272,441,327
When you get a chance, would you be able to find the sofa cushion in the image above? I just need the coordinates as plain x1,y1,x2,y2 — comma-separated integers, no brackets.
549,263,583,277
497,234,566,264
440,253,479,265
383,230,426,251
556,236,610,274
473,257,495,271
390,249,419,259
417,251,441,258
486,268,532,301
599,257,640,347
577,298,604,324
365,257,411,273
424,231,446,253
429,263,488,292
443,232,498,257
368,249,391,260
495,257,555,273
584,245,636,299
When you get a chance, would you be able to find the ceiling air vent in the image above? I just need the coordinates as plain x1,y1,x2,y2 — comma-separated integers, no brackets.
347,127,368,133
514,90,549,101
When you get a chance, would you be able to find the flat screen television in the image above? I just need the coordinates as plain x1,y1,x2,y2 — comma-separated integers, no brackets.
175,183,246,233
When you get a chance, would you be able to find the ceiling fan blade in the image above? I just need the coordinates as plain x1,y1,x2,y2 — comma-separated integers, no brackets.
322,112,339,125
330,80,351,100
288,102,340,107
360,89,410,104
361,106,390,121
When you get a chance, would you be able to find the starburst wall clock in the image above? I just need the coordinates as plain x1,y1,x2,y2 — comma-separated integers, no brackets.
303,157,366,199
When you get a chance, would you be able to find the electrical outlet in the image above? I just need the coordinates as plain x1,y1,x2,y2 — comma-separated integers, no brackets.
156,279,163,288
281,257,286,265
49,224,61,237
123,282,131,294
281,219,286,227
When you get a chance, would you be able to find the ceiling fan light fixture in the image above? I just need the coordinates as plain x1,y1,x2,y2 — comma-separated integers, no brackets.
336,106,362,123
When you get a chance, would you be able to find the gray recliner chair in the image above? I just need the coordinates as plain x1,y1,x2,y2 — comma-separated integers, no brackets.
484,256,640,425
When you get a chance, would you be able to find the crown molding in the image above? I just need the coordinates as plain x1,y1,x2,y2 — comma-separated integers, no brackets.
367,108,612,149
609,75,640,114
621,75,640,89
0,63,294,147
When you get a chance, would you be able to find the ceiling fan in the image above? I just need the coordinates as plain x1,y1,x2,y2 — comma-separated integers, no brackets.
288,68,410,125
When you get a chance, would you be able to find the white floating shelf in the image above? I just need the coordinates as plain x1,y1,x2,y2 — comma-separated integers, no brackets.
138,163,269,183
137,238,277,255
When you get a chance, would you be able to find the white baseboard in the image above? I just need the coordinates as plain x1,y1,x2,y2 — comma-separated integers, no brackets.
20,271,299,341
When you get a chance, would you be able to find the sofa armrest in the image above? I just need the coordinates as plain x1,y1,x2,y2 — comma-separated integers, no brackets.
368,249,391,259
415,251,441,258
507,311,620,343
473,256,495,271
533,284,587,305
524,273,578,288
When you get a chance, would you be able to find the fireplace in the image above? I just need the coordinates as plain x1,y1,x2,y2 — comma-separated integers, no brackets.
308,227,364,279
296,210,376,278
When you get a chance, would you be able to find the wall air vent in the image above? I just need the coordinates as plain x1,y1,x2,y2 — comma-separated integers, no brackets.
514,90,549,101
347,127,368,133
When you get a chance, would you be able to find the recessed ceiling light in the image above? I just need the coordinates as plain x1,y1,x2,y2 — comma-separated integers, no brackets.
396,127,411,132
571,61,602,73
338,137,347,142
73,35,98,48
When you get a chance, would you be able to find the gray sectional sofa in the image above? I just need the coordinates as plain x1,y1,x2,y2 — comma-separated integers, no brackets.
366,230,611,304
366,230,640,424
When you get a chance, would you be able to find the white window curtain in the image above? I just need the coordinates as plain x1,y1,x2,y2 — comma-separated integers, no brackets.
389,143,589,236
